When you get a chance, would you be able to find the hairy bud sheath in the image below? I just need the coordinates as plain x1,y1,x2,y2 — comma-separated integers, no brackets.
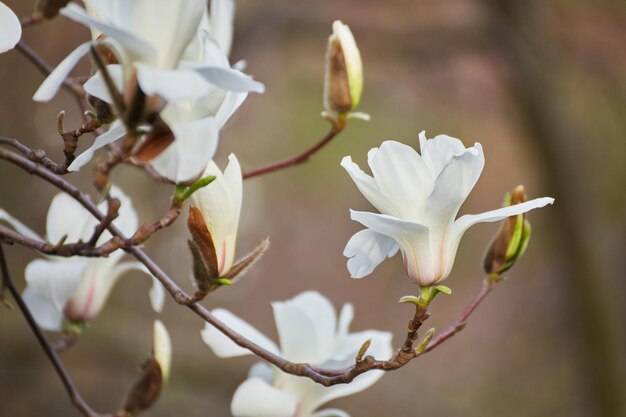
483,185,532,275
324,21,363,115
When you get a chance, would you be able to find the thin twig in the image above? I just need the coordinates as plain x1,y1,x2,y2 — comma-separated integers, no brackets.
243,123,344,180
0,244,104,417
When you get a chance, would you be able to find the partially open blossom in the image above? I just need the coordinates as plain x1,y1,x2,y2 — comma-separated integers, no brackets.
201,291,393,417
188,154,242,277
324,20,363,118
0,2,21,54
0,186,164,330
342,132,554,287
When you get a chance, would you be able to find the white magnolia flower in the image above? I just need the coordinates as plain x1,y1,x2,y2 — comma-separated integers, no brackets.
189,154,242,276
0,2,20,54
201,291,393,417
341,132,554,287
0,186,164,331
33,0,263,104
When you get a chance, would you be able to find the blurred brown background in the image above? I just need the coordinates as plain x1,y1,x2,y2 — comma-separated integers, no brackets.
1,0,625,416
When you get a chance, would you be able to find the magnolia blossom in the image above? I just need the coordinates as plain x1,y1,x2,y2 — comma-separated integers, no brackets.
0,2,20,54
34,0,263,103
202,291,393,417
0,186,164,330
189,154,242,276
342,132,554,287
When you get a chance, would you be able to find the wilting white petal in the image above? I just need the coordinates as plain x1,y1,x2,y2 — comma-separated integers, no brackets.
209,0,234,55
231,378,298,417
201,309,279,358
0,2,21,53
68,122,127,171
0,209,42,241
344,229,399,279
150,116,219,183
340,156,399,216
135,64,213,102
83,64,124,103
33,42,91,102
272,291,337,363
153,320,172,381
22,288,64,331
194,66,265,93
368,141,433,221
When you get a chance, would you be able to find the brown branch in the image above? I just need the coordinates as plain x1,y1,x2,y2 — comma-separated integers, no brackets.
0,244,104,417
243,123,344,180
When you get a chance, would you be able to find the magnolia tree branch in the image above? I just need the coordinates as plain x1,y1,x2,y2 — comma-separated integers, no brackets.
0,245,105,417
243,122,345,180
0,140,504,387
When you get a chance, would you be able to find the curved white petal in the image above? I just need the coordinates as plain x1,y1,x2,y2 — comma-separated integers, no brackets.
199,30,230,68
201,309,279,358
209,0,234,55
340,156,398,216
0,2,21,53
153,320,172,381
194,66,265,93
272,291,336,363
333,329,393,362
107,185,138,238
22,288,63,331
46,192,97,243
344,229,399,279
60,4,156,65
231,378,298,417
215,91,247,129
149,276,165,313
68,122,127,171
0,209,42,241
337,303,354,336
350,210,435,286
135,64,213,102
418,131,468,177
368,141,433,221
445,197,555,278
83,64,124,103
150,116,219,183
32,42,91,102
25,259,86,311
248,361,273,383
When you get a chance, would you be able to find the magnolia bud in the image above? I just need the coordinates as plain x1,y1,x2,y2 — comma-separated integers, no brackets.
324,21,363,117
483,185,532,275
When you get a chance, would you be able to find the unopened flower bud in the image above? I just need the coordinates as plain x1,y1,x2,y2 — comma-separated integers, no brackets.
483,185,532,275
324,20,363,118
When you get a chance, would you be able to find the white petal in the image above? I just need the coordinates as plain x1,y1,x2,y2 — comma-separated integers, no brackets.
32,42,91,102
334,330,393,362
248,361,273,383
25,259,86,311
209,0,234,55
199,30,230,68
149,277,165,313
135,64,213,102
350,210,435,286
150,117,219,183
60,4,156,65
68,122,127,171
312,409,351,417
83,64,124,103
22,288,63,331
153,320,172,381
46,192,97,243
272,291,336,363
215,91,247,129
368,141,434,221
340,156,398,216
107,185,138,238
0,209,42,241
337,303,354,336
194,66,265,93
0,2,21,53
231,378,298,417
446,197,555,278
201,309,279,358
344,229,399,279
418,131,469,177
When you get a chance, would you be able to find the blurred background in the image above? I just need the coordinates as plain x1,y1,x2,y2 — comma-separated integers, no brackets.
1,0,625,416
